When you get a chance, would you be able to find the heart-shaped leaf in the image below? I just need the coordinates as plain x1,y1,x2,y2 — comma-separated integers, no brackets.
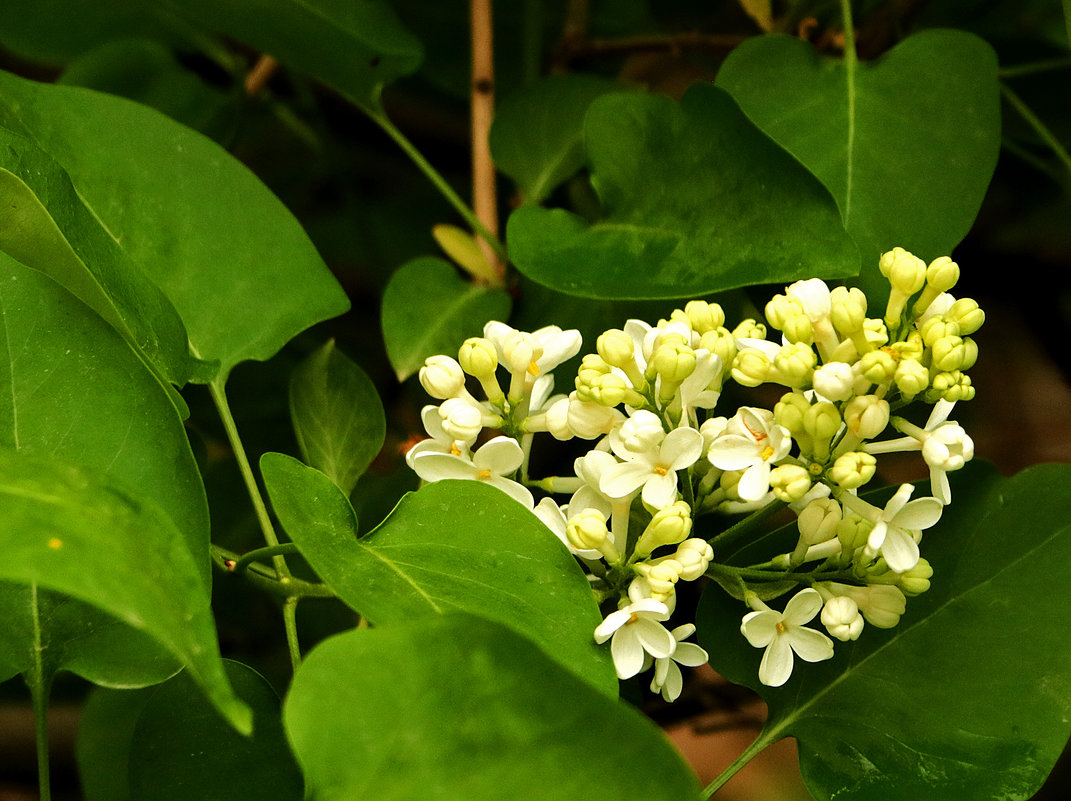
381,256,511,381
696,462,1071,800
284,615,701,801
716,30,1000,296
506,83,859,300
261,453,616,696
0,67,350,382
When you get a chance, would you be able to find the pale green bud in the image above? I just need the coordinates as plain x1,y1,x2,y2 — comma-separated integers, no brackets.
830,286,867,335
894,358,929,398
844,395,891,439
879,247,927,293
731,350,771,387
830,451,877,489
698,327,737,366
566,394,622,439
959,338,978,370
946,298,985,335
732,318,767,340
821,596,864,641
782,314,814,344
765,294,805,330
769,464,812,502
774,392,810,437
852,584,906,628
891,332,925,361
859,349,898,383
584,373,630,407
837,514,872,553
457,339,505,404
798,498,842,545
804,401,841,441
635,500,693,557
566,508,614,557
673,538,714,581
930,336,969,372
651,342,697,383
898,557,933,596
918,316,960,347
502,331,542,375
635,560,682,598
774,342,817,388
419,355,466,399
684,300,725,334
926,256,960,292
577,353,611,378
926,370,974,403
596,329,636,369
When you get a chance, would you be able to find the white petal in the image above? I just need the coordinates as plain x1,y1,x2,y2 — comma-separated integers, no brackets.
882,484,915,520
781,588,824,626
759,637,794,687
930,468,951,505
410,452,478,483
740,610,779,647
661,427,704,470
594,609,632,642
610,629,645,679
880,527,920,573
655,660,684,702
472,436,524,474
787,626,834,663
634,618,676,659
641,471,678,510
421,405,450,441
708,436,761,470
671,641,709,668
487,476,534,509
892,497,944,530
736,462,772,502
599,461,651,499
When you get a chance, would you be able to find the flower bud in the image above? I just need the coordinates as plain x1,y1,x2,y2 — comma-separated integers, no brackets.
946,298,985,335
698,328,737,366
582,372,630,407
544,396,573,441
926,370,974,403
674,538,714,580
897,557,933,596
921,423,973,471
617,410,666,454
803,401,841,441
894,358,929,398
635,501,693,556
774,343,817,388
848,584,906,628
419,355,466,399
829,451,876,489
843,395,890,439
859,349,898,383
566,508,618,561
879,247,926,291
798,498,842,545
458,338,498,379
769,464,812,502
765,294,803,330
813,361,855,402
918,315,960,347
821,596,864,641
930,335,969,372
830,286,867,335
438,397,484,441
774,392,810,437
837,514,872,553
651,341,697,384
732,318,767,340
635,560,681,600
731,350,772,387
597,329,636,369
501,331,541,376
684,300,725,334
926,256,960,292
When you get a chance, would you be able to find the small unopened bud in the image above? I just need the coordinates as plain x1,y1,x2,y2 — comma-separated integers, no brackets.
918,316,960,347
566,508,618,562
859,350,898,384
635,560,681,599
830,286,867,335
597,329,636,369
438,397,484,441
844,395,890,439
821,596,864,641
684,300,725,334
894,358,929,398
926,371,974,403
946,298,985,335
837,515,872,553
773,343,816,388
774,392,810,437
652,342,697,384
813,361,855,402
635,501,693,556
880,247,927,325
897,557,933,596
458,338,498,378
732,318,767,340
674,538,714,580
698,328,737,366
419,355,466,399
566,394,622,439
769,464,811,502
798,498,842,545
830,451,876,489
731,350,772,387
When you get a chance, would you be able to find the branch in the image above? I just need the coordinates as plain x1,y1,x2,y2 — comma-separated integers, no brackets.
471,0,505,282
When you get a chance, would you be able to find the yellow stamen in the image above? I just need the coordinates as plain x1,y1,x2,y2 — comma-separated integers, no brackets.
477,469,492,479
450,443,461,456
627,613,640,625
760,445,775,461
776,621,787,633
654,466,668,476
527,361,540,376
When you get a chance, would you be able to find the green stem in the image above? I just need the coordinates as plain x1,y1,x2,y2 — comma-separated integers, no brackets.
364,103,509,264
1000,82,1071,177
998,57,1071,79
29,583,52,801
838,0,857,222
233,543,302,574
700,728,779,798
212,545,336,599
708,498,786,553
283,597,302,672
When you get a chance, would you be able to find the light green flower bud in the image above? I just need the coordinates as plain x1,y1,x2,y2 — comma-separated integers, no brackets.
770,464,812,502
821,596,864,641
585,373,630,407
852,584,906,628
765,294,805,330
719,469,744,497
926,370,974,403
596,329,636,369
926,256,960,292
946,298,985,336
651,341,697,383
931,335,976,372
837,514,872,553
798,498,842,545
635,560,682,599
698,327,737,366
566,508,617,560
684,300,725,334
419,355,467,399
635,500,693,557
960,338,978,371
918,316,960,347
774,342,817,388
674,538,714,580
894,358,929,398
859,349,898,383
732,318,767,340
829,451,876,489
880,247,927,325
897,557,933,596
890,332,925,361
830,286,868,335
844,395,891,439
566,394,622,439
774,391,810,437
782,313,814,344
731,350,771,387
502,331,542,376
804,401,841,441
577,353,611,379
458,338,498,378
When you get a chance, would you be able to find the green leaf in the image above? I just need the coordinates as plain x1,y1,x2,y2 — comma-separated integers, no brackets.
506,83,859,300
76,686,154,801
127,661,303,801
697,463,1071,800
289,339,386,496
0,67,350,382
157,0,423,109
0,452,250,733
261,453,616,696
0,128,191,387
490,75,632,204
715,30,1000,297
381,256,511,381
284,615,701,801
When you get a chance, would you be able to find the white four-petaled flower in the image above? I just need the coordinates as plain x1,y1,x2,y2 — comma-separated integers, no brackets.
594,598,676,679
841,483,943,573
599,410,704,509
410,435,533,509
707,407,791,502
740,588,834,687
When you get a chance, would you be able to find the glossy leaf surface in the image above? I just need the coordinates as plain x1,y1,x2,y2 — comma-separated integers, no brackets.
716,30,1000,295
507,83,858,299
261,453,616,696
381,256,511,381
0,452,249,733
284,615,700,801
0,67,349,381
289,340,385,496
697,463,1071,800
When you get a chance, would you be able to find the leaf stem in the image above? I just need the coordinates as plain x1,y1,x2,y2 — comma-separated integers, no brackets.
283,597,302,672
212,545,336,599
364,103,509,268
233,542,302,574
29,583,52,801
470,0,506,281
998,57,1071,79
700,727,779,798
708,499,786,554
838,0,857,222
1000,82,1071,178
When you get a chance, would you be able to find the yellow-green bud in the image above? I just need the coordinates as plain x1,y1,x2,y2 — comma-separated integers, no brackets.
898,557,933,596
930,335,969,372
859,349,898,383
798,498,842,545
769,464,812,502
502,331,542,376
684,300,725,334
844,395,890,439
566,508,616,560
458,338,498,378
635,500,693,557
894,358,929,398
926,370,974,403
960,338,978,371
566,394,622,439
698,328,737,366
830,451,877,489
830,286,867,335
651,342,697,384
674,538,714,580
765,294,805,330
804,401,841,441
419,355,467,399
731,350,771,387
946,298,985,336
635,560,682,598
879,247,927,292
837,514,872,553
890,332,925,361
596,329,635,369
926,256,960,292
918,316,960,347
732,318,767,340
579,373,629,407
783,314,814,344
774,392,810,437
773,342,817,388
578,353,611,377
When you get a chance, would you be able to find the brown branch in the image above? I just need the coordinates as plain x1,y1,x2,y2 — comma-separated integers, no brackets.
470,0,505,283
244,54,278,96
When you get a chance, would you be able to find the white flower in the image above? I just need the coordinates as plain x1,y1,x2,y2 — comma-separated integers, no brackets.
674,349,722,428
405,405,470,468
649,624,709,702
594,598,675,679
410,435,533,508
707,407,791,502
842,484,943,573
483,321,582,379
740,588,834,687
599,411,704,508
812,361,855,402
532,498,601,560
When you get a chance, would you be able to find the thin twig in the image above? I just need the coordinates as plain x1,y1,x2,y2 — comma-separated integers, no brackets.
470,0,505,282
244,54,279,96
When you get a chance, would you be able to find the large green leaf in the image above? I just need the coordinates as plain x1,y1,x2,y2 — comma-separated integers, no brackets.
157,0,423,109
696,463,1071,800
289,340,385,497
506,83,859,300
76,686,154,801
261,453,616,696
715,30,1000,297
0,128,190,387
381,256,511,381
0,67,350,382
284,615,701,801
489,75,632,204
0,452,249,733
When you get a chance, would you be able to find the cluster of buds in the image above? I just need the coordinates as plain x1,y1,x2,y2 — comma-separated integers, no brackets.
407,248,982,693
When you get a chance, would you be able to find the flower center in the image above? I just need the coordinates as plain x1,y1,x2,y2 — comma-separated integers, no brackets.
654,466,668,476
477,469,492,479
627,613,640,625
527,360,540,376
775,621,787,633
450,443,461,456
760,445,775,461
